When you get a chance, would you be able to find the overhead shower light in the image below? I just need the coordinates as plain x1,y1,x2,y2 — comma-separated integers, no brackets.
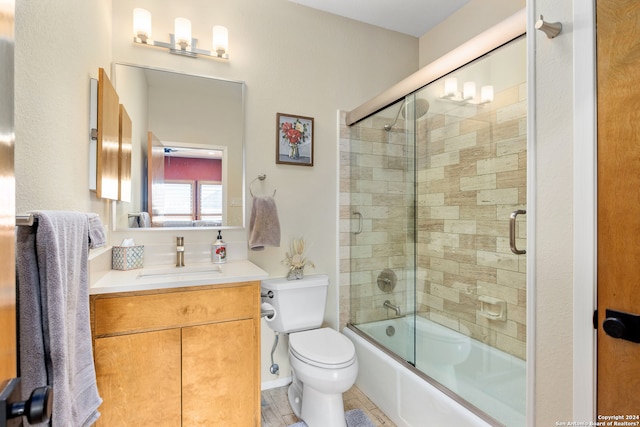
132,8,230,60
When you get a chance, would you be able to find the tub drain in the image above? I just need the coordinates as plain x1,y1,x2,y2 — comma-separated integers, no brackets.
386,325,396,337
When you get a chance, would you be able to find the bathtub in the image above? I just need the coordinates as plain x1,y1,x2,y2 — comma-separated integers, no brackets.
343,317,525,427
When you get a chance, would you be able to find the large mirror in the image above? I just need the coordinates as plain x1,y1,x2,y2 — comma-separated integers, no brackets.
112,63,245,229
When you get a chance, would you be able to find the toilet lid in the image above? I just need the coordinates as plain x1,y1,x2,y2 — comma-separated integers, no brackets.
289,328,356,368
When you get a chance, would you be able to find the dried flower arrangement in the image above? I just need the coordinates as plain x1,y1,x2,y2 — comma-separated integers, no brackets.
281,237,314,280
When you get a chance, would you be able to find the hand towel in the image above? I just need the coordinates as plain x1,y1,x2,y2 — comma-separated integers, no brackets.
139,211,151,227
16,211,102,427
86,213,105,249
248,196,281,250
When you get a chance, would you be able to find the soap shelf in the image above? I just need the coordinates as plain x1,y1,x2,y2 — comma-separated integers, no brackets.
478,295,507,321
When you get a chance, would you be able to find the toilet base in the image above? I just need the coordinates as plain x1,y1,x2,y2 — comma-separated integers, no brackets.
287,377,303,418
288,380,347,427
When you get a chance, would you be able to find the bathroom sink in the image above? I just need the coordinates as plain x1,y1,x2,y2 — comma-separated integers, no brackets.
137,265,222,279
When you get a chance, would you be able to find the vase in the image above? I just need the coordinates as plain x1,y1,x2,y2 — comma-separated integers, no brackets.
287,266,304,280
288,143,300,159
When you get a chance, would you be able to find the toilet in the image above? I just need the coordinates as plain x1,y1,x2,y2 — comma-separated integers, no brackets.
261,274,358,427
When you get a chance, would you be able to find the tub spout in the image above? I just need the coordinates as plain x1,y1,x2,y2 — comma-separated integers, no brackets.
383,300,401,316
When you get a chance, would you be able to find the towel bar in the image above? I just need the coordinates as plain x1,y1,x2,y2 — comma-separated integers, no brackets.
249,173,276,197
16,214,36,226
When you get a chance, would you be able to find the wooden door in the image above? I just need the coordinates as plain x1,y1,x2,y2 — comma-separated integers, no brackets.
596,0,640,415
148,131,165,224
0,0,17,415
182,319,259,426
94,329,182,426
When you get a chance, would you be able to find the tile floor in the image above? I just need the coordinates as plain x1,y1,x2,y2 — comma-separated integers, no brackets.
261,385,397,427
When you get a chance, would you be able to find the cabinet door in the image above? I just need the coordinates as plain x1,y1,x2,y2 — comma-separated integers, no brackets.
94,329,182,426
182,319,258,426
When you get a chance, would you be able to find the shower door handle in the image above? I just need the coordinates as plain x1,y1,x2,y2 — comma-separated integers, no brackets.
352,211,363,235
509,210,526,255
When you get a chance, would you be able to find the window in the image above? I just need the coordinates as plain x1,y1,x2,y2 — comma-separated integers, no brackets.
199,181,223,222
162,181,195,220
159,180,222,223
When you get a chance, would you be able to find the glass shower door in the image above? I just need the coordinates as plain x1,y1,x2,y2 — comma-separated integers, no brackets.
413,36,527,425
348,96,417,366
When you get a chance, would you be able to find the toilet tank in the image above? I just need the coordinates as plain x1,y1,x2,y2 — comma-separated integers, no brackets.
261,274,328,333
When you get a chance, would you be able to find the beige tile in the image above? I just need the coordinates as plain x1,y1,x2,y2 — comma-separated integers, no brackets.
460,173,496,191
431,283,460,303
430,150,460,168
476,154,519,175
443,219,477,234
430,205,460,220
476,250,520,272
430,256,460,275
444,131,477,152
477,188,519,205
442,191,477,207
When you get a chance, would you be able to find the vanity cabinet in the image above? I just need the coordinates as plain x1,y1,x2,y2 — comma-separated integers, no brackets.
90,281,261,426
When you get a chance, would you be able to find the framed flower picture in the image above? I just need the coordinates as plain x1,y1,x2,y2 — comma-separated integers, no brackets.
276,113,314,166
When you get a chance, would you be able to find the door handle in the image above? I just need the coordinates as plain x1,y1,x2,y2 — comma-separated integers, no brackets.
509,209,526,255
352,211,363,235
602,309,640,343
0,378,53,427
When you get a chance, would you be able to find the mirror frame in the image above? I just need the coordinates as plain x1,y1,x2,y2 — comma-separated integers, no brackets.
109,62,246,232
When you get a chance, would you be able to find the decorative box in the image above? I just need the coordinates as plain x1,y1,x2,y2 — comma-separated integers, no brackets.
112,245,144,270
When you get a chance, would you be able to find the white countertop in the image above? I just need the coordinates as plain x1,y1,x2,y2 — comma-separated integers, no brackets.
90,260,269,295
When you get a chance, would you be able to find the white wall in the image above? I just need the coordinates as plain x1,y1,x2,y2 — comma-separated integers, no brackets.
15,0,112,221
418,0,526,68
15,0,418,390
530,0,575,423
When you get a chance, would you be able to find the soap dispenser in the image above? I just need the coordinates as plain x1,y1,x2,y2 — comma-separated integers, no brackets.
212,230,227,264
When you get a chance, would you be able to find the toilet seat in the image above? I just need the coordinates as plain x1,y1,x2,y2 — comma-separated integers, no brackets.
289,328,356,369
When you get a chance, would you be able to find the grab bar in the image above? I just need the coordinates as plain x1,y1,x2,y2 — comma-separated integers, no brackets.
509,209,526,255
352,211,363,235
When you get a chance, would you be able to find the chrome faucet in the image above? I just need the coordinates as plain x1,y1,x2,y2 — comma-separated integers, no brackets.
176,236,185,267
383,300,401,316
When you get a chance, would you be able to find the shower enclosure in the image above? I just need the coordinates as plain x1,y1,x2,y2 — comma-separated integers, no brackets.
343,36,527,426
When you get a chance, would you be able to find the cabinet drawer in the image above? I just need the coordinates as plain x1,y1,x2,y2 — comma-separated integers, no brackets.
93,283,258,336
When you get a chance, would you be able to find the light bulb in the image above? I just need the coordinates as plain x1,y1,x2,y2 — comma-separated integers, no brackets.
481,85,494,103
174,17,191,50
463,81,476,100
212,25,228,57
133,8,152,43
444,78,457,97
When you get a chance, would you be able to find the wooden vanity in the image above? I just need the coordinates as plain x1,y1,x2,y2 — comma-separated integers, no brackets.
89,262,266,426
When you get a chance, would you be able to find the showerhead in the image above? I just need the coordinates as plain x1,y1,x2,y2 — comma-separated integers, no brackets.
383,98,430,131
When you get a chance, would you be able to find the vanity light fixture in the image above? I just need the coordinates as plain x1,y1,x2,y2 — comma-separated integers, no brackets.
480,85,494,103
132,8,229,60
440,77,493,105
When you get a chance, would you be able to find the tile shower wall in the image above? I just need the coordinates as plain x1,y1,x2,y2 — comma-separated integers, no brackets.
416,84,527,360
339,110,414,329
340,82,526,361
